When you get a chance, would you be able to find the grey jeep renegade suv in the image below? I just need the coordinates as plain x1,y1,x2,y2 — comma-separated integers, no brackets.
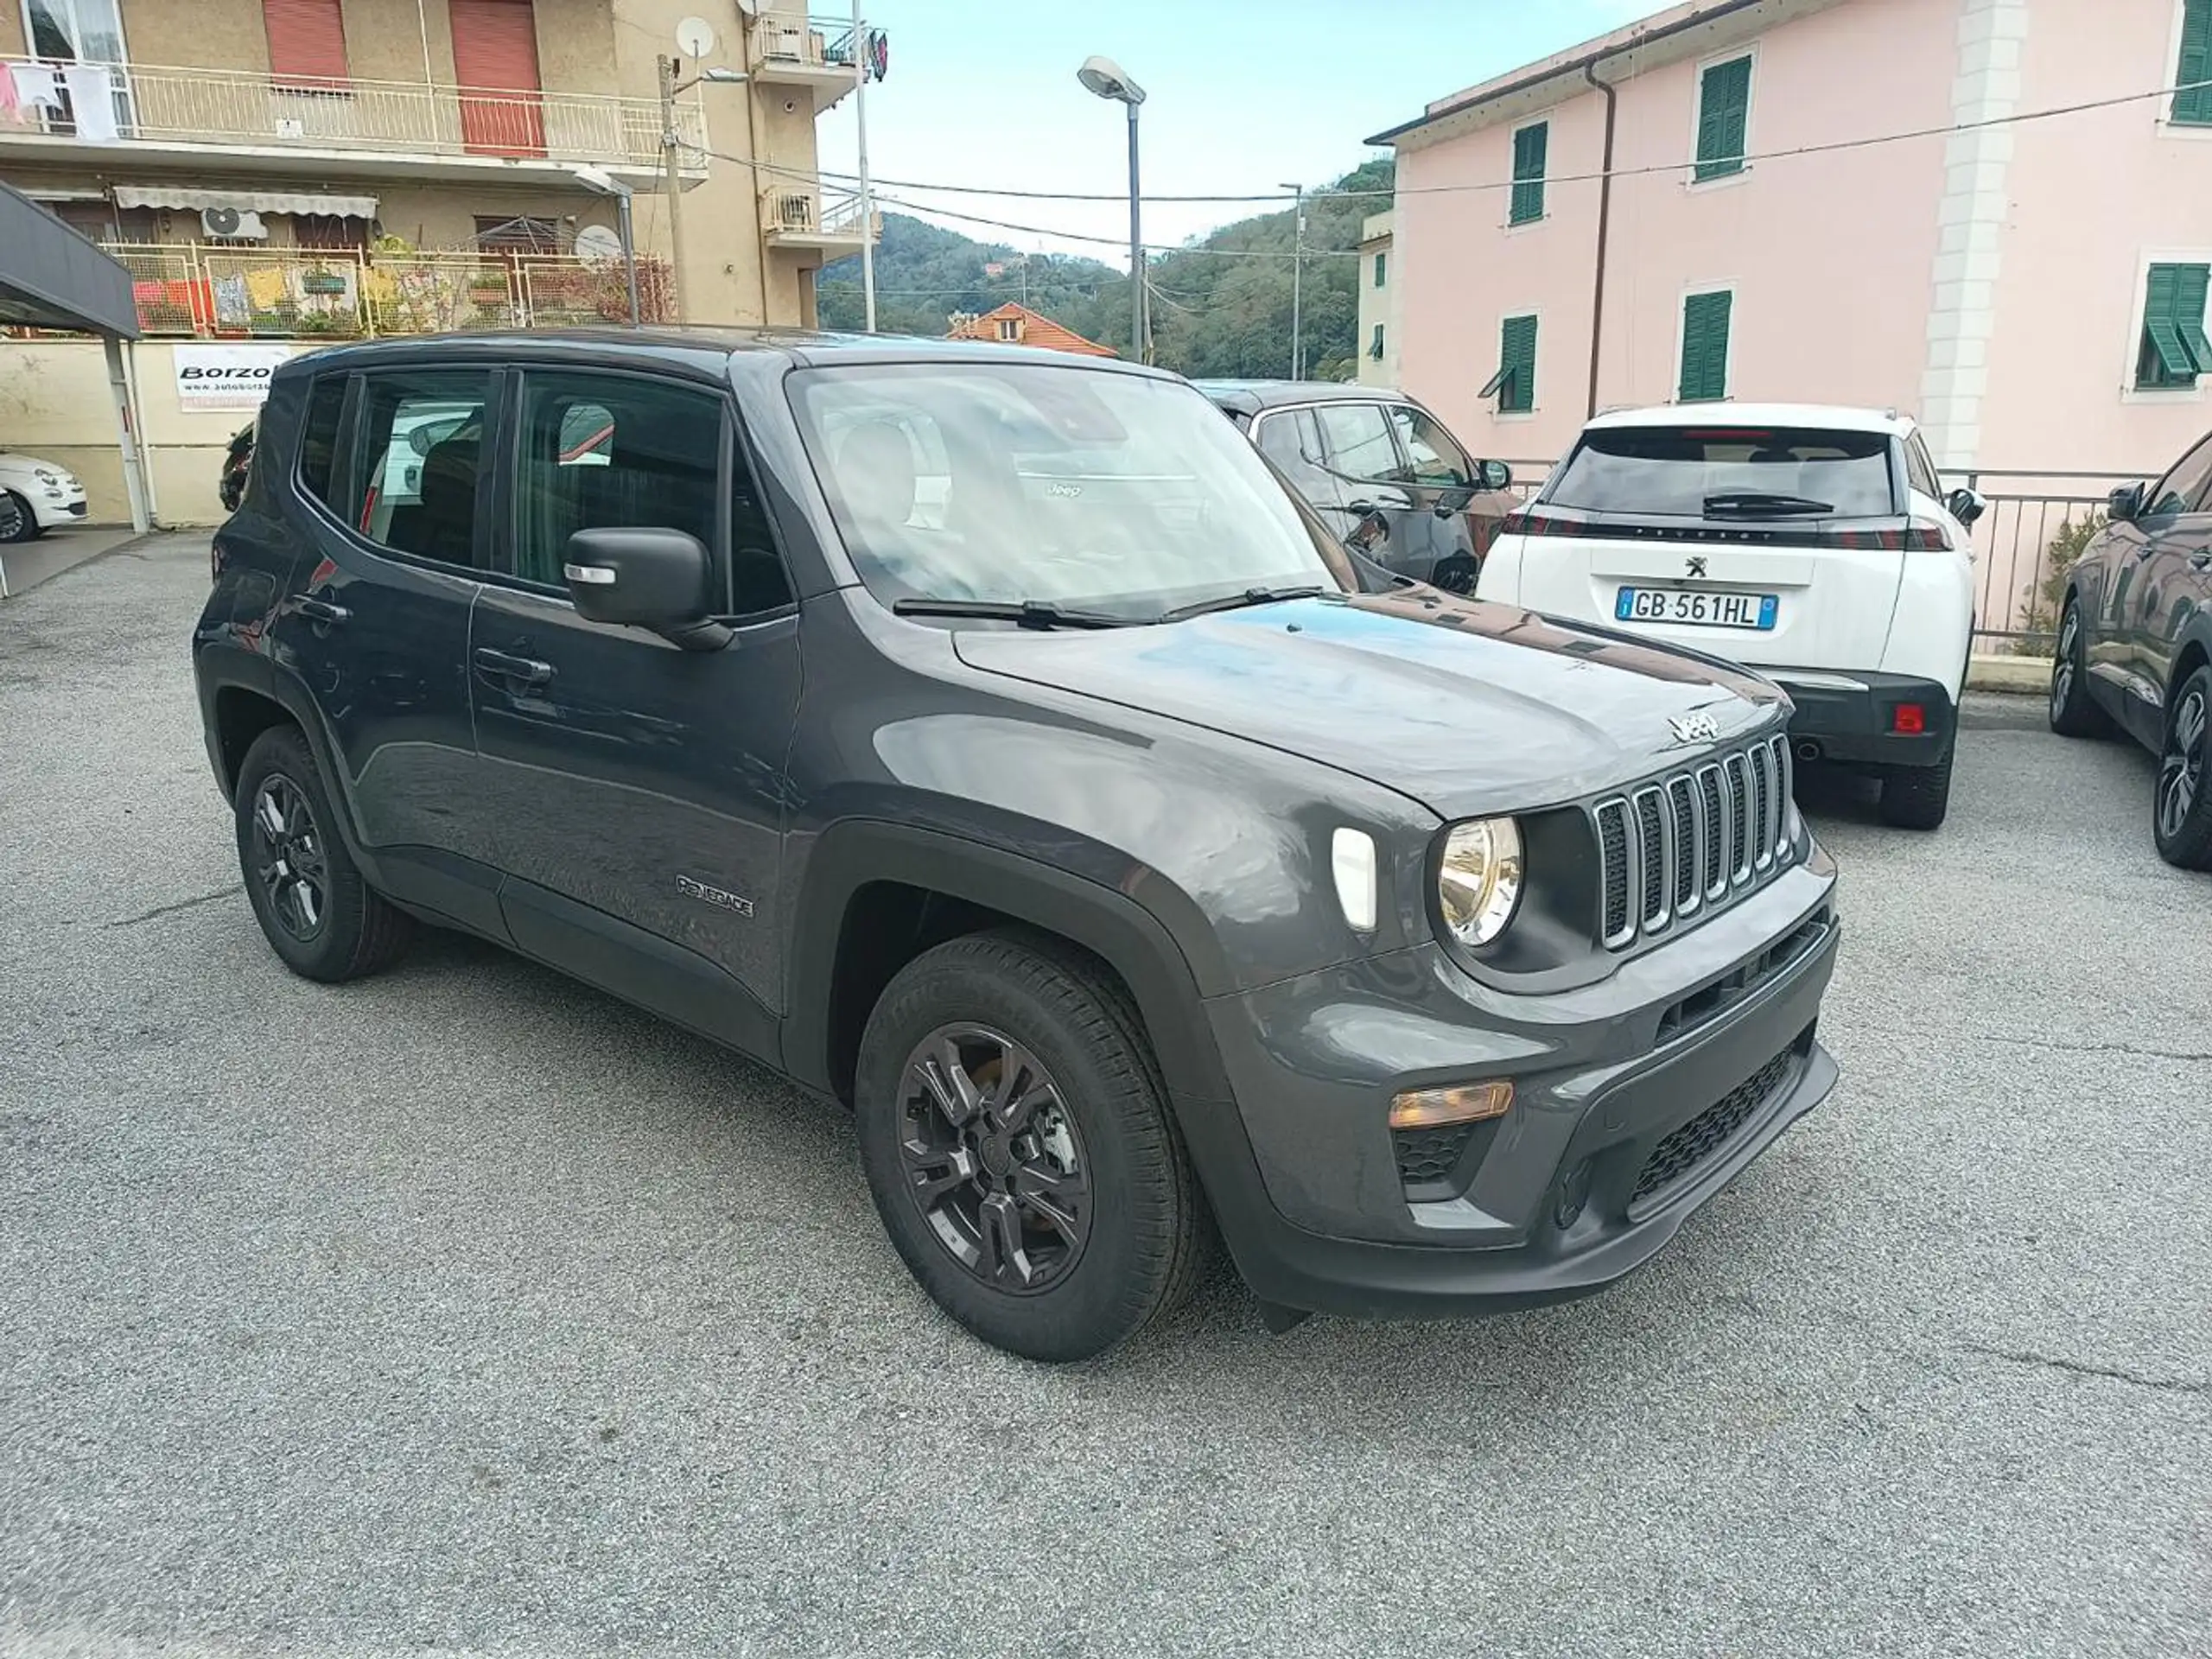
193,331,1841,1361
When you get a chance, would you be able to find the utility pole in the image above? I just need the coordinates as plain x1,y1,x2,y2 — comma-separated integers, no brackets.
853,1,877,332
658,54,687,323
1279,181,1304,379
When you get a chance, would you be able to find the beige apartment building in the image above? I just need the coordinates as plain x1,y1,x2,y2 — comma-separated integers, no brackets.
0,0,874,519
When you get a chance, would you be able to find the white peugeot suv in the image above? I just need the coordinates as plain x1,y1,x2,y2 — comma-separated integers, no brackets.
1477,404,1980,830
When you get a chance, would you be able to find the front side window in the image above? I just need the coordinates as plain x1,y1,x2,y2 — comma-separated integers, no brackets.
2138,263,2212,390
2146,431,2212,517
1387,405,1471,487
788,364,1351,620
2174,0,2212,124
1548,426,1897,519
1510,121,1548,225
1695,54,1753,181
349,369,493,566
1313,403,1400,480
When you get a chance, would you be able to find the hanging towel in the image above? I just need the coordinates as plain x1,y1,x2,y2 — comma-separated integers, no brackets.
244,266,287,310
8,61,63,111
0,63,21,124
60,66,118,141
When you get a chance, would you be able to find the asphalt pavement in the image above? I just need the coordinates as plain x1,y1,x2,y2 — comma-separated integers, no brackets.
3,535,2207,1658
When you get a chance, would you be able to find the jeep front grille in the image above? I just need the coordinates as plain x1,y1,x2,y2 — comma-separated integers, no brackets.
1595,734,1794,950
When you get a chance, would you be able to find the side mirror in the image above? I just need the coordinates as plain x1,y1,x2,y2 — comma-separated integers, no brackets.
1478,459,1513,492
563,526,730,652
1946,486,1986,527
2107,482,2146,523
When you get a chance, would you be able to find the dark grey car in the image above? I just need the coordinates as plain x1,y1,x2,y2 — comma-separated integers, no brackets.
193,330,1840,1362
1198,380,1518,594
2050,428,2212,867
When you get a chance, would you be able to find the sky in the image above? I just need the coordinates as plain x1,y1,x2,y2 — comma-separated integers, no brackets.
806,0,1658,266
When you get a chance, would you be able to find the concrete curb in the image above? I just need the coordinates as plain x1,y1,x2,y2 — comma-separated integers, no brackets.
1967,653,2051,694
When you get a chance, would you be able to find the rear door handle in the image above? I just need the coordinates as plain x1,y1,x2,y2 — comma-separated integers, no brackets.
474,646,555,687
294,595,349,626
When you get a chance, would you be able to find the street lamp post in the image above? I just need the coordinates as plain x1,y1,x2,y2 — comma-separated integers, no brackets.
1077,55,1146,361
658,56,747,324
1279,181,1303,378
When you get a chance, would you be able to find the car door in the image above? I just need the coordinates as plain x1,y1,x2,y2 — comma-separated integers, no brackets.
269,363,505,933
468,364,801,1058
2129,434,2212,715
1310,400,1433,582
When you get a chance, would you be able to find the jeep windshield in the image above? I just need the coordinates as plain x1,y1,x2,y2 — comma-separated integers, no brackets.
788,361,1356,621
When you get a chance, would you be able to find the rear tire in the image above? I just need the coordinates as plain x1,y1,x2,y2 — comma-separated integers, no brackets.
854,928,1202,1363
1878,748,1954,830
2152,666,2212,871
0,490,41,544
233,725,413,982
2049,599,2111,739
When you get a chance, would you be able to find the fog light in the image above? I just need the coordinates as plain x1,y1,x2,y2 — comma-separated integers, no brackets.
1892,702,1926,734
1389,1078,1513,1131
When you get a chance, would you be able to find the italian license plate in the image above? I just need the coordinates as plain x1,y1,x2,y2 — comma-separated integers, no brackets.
1615,587,1778,631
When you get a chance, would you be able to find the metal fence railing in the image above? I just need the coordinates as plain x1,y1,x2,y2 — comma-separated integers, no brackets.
761,187,879,241
1478,458,2147,655
749,13,861,72
0,55,702,171
84,245,673,340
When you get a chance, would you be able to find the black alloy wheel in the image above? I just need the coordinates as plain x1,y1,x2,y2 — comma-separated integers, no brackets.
250,772,329,942
2049,601,2109,738
0,490,34,544
896,1024,1091,1294
2155,668,2212,869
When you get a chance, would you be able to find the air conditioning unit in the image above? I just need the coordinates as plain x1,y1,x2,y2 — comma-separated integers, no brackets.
201,207,269,241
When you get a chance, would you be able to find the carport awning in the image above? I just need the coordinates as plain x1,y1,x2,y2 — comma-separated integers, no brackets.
113,186,380,219
0,181,140,337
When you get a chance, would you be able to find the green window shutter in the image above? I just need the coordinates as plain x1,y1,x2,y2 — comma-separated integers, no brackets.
1510,122,1548,225
1695,56,1752,181
2140,264,2209,387
1374,251,1386,289
1497,314,1537,413
1678,290,1732,401
2175,0,2212,124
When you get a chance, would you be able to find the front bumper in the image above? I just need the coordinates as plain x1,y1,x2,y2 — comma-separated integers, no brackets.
1766,669,1955,767
1179,857,1840,1319
29,486,89,526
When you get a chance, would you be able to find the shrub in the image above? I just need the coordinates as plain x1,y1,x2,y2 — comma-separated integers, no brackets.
2015,511,2107,653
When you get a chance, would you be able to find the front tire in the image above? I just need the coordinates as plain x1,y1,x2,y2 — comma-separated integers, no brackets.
2049,600,2110,738
854,930,1202,1362
233,725,413,982
1878,748,1955,830
2153,666,2212,870
0,490,41,544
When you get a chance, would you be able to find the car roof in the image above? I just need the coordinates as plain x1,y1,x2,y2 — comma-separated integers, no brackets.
1194,379,1417,416
1584,402,1916,436
276,327,1179,380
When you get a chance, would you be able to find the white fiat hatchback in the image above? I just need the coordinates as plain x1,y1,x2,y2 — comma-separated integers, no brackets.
1477,404,1980,830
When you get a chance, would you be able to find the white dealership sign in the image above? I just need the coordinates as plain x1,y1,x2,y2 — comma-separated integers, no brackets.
174,345,296,411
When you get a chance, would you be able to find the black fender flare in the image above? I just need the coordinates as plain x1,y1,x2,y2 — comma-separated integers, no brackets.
779,818,1236,1106
197,645,378,871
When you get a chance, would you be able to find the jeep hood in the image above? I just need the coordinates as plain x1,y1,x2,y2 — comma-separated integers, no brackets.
950,592,1789,820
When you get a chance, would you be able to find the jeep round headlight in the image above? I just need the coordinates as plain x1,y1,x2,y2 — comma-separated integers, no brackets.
1438,817,1523,947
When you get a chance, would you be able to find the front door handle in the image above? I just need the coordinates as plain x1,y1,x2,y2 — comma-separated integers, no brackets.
2190,550,2211,571
474,646,555,687
294,595,349,626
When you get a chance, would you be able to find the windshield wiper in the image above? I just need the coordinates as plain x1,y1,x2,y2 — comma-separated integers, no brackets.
1156,585,1327,623
891,596,1141,630
1703,491,1836,517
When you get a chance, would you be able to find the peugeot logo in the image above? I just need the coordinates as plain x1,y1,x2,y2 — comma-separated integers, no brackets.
1669,713,1721,744
1685,556,1709,578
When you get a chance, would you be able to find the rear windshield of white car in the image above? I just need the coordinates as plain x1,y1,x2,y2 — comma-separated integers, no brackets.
1546,426,1898,518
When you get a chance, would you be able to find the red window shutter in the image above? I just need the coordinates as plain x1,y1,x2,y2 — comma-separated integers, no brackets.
263,0,349,87
449,0,546,155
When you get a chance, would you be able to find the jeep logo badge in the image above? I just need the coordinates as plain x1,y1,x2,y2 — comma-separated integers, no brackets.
1669,713,1720,744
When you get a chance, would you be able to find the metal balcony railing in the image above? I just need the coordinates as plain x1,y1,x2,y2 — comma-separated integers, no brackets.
0,56,703,171
761,186,879,241
748,13,862,73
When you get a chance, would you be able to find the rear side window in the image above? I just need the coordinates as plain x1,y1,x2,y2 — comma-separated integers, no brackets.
1254,408,1335,501
297,377,346,506
349,369,493,567
1547,425,1897,518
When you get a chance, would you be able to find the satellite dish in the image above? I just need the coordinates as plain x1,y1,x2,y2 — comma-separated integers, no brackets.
732,0,757,15
675,16,716,59
574,225,625,267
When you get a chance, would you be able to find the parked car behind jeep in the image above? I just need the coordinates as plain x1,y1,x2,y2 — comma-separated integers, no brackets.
194,332,1841,1362
1199,381,1516,594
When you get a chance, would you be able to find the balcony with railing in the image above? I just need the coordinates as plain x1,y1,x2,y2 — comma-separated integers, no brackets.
0,57,705,183
747,13,862,109
760,185,879,250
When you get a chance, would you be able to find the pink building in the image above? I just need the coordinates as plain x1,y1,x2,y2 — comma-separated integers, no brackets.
1375,0,2212,479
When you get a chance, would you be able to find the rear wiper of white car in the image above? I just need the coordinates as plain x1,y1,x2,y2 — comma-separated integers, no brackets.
891,597,1143,630
1157,585,1327,622
1703,492,1836,517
